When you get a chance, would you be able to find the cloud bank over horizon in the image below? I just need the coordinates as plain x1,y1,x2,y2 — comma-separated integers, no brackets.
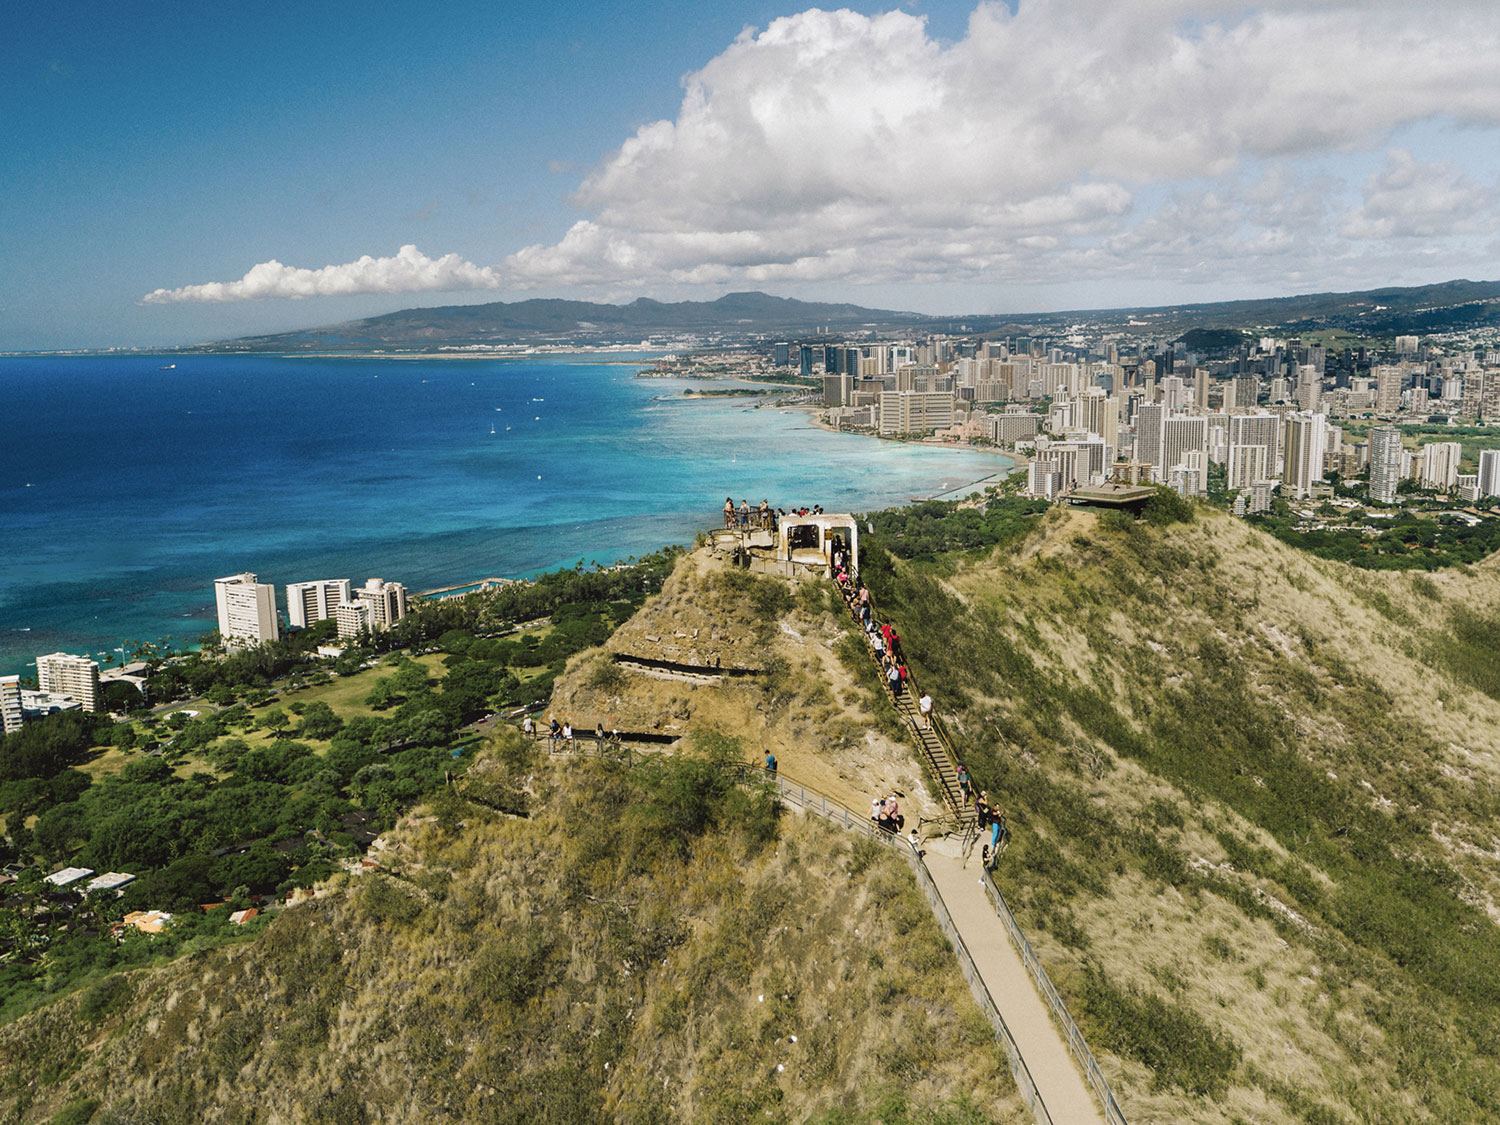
144,0,1500,307
141,245,503,304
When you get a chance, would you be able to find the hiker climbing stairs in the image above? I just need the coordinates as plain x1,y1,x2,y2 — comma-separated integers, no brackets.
840,578,975,825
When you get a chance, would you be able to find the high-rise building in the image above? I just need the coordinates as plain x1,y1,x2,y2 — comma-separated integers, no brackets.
1246,480,1275,513
1228,444,1269,493
1227,414,1281,486
1483,376,1500,422
1074,388,1119,461
0,676,22,734
1421,442,1462,490
773,342,790,367
987,411,1039,445
1281,412,1327,499
799,345,814,377
348,578,408,635
1374,365,1404,415
1461,370,1485,418
1134,403,1164,474
877,391,954,435
1368,425,1404,503
286,579,352,629
1027,460,1065,500
36,652,101,712
1162,416,1209,493
1479,449,1500,498
335,601,372,640
214,573,280,646
1169,450,1207,498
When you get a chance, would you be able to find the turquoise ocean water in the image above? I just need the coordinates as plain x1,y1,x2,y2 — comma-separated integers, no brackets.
0,353,1011,677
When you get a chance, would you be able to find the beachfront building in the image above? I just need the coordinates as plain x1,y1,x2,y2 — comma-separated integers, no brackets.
336,578,408,639
286,579,352,629
986,408,1040,446
335,601,372,640
214,573,281,646
0,676,22,734
35,651,101,712
878,391,955,435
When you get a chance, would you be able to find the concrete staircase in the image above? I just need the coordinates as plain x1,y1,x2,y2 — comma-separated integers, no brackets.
842,588,975,829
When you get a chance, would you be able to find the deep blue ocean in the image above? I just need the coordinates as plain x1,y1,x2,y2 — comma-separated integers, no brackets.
0,353,1012,677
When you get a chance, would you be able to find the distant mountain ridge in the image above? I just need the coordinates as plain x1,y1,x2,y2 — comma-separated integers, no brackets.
193,279,1500,352
201,291,929,352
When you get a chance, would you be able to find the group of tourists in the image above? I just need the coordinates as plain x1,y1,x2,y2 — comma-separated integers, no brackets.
974,788,1010,870
871,793,904,834
522,715,618,753
721,498,828,531
724,497,775,530
835,554,1013,872
835,572,914,703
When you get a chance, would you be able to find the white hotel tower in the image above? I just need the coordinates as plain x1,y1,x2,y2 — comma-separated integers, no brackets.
214,573,280,646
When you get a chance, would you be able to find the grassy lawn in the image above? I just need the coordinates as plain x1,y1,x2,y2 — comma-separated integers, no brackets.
261,652,449,717
75,653,458,783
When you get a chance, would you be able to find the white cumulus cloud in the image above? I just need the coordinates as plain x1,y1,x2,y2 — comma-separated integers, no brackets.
500,0,1500,292
141,244,502,303
145,1,1500,305
1340,149,1497,241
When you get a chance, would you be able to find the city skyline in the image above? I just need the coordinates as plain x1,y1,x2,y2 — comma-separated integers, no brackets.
4,0,1500,351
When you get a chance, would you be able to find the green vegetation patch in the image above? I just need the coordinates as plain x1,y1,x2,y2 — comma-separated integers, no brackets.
1079,963,1241,1098
0,552,681,1025
1250,508,1500,570
854,501,1500,1119
861,495,1050,563
0,742,1023,1125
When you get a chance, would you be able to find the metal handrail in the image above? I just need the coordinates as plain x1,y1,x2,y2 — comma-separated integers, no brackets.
979,868,1128,1125
518,737,1120,1125
797,579,1128,1125
840,592,972,819
740,768,1055,1125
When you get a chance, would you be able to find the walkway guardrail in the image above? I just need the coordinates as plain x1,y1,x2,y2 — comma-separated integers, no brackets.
979,868,1127,1125
735,767,1057,1125
822,572,1125,1122
507,644,1124,1123
833,576,973,821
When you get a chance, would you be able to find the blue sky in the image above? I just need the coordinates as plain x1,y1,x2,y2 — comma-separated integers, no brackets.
4,1,1499,350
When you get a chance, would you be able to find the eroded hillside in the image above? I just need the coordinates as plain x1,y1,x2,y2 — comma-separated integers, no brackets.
550,546,942,822
0,735,1024,1124
863,502,1500,1123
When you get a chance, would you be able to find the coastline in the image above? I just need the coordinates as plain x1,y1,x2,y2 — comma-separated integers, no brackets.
803,405,1030,482
0,354,1015,679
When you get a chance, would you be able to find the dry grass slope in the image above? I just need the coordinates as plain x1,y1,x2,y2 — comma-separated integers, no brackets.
862,502,1500,1123
0,733,1026,1125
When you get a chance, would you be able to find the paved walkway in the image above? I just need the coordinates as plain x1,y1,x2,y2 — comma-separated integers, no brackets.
923,845,1106,1125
